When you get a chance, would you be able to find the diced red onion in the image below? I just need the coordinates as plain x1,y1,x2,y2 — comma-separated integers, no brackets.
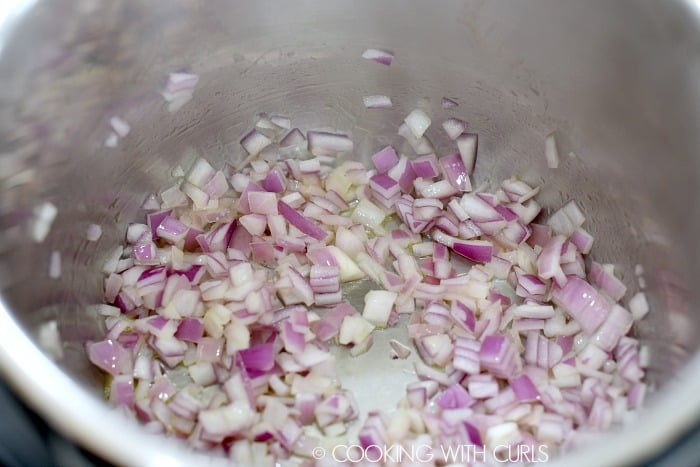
536,235,565,282
361,48,394,65
398,123,434,155
307,131,353,157
404,109,432,139
456,133,478,174
548,200,586,237
371,146,399,174
240,129,272,157
278,200,329,241
452,240,493,263
629,292,649,321
165,72,199,94
279,128,306,149
552,276,611,335
363,95,393,109
87,339,133,376
110,116,131,138
441,97,459,108
545,132,559,169
369,173,400,199
589,261,627,301
439,152,471,192
87,105,649,461
510,374,540,402
48,250,61,279
30,201,57,243
442,118,467,140
104,132,118,148
437,383,475,409
479,335,521,379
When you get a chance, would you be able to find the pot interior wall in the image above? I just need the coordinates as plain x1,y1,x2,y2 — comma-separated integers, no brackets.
1,0,699,464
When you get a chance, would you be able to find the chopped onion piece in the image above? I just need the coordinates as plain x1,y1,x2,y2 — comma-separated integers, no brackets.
404,109,432,139
110,116,131,138
86,223,103,242
48,250,61,279
361,48,394,65
629,292,649,321
307,131,353,157
456,133,478,174
165,72,199,94
441,97,459,108
371,146,399,174
240,129,272,157
441,118,467,140
545,132,559,168
104,132,119,148
38,320,63,360
338,315,375,346
389,339,412,359
362,290,397,327
363,95,392,109
85,105,649,461
278,200,329,241
30,201,57,243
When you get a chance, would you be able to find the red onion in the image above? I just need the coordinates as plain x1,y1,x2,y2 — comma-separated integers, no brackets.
109,116,131,138
442,118,467,140
439,152,472,192
278,200,329,241
545,132,559,168
48,250,61,279
307,130,353,157
87,106,649,463
404,109,432,139
456,133,478,174
589,261,627,301
441,97,459,108
361,48,394,66
363,95,393,109
30,201,57,243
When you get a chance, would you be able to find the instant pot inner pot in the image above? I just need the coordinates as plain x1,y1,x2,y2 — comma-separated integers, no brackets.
1,1,700,466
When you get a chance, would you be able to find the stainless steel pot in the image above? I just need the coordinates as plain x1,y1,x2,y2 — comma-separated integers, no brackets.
1,1,700,465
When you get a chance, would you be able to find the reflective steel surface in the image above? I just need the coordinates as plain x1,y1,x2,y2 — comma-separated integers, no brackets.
1,1,700,465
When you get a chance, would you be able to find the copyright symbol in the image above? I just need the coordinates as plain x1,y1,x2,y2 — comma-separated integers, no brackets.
312,447,326,459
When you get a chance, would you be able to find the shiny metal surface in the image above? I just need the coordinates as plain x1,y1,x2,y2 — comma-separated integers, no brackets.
1,0,700,465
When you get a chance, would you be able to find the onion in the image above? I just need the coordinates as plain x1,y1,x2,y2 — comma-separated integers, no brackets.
361,48,394,65
441,97,459,108
48,250,61,279
87,104,649,463
452,240,493,263
552,276,612,335
441,118,467,140
629,291,649,321
85,223,103,242
307,131,353,157
104,132,119,148
404,109,432,139
278,200,329,241
110,116,131,138
363,95,393,109
240,129,272,157
37,320,63,360
30,201,57,243
362,290,397,327
545,132,559,168
161,72,199,113
439,152,472,192
456,133,478,174
589,261,627,301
